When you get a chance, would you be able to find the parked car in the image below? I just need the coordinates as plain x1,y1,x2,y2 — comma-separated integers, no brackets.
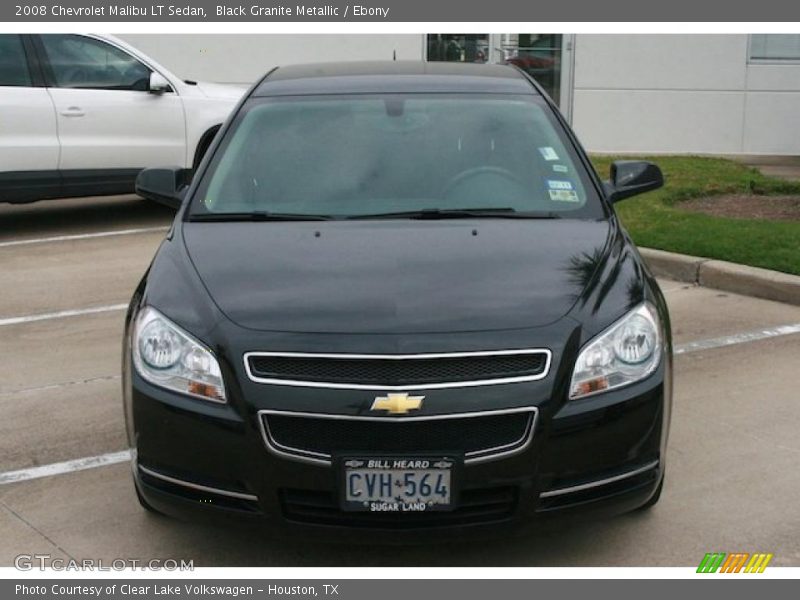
0,34,245,204
124,62,671,540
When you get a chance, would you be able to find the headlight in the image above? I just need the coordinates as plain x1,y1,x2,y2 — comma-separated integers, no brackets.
132,306,226,403
569,303,662,400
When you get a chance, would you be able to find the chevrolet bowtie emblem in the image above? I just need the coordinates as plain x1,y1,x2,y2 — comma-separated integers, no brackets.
370,392,425,415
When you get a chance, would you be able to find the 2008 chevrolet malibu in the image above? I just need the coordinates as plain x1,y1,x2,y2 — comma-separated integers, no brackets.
123,62,671,539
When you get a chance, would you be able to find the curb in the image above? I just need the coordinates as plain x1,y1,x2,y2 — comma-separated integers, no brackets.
639,248,800,307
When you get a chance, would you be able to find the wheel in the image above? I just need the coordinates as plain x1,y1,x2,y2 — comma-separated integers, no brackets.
441,166,520,198
638,475,664,510
440,166,529,208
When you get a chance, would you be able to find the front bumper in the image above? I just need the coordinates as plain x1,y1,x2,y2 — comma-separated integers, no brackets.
128,361,668,541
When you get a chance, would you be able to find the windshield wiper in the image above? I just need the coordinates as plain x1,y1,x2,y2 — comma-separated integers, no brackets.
348,208,561,220
190,208,562,222
190,211,335,222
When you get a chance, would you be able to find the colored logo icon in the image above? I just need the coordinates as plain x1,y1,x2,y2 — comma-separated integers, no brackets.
697,553,773,573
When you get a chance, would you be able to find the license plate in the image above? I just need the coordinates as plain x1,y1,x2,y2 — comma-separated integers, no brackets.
340,457,456,512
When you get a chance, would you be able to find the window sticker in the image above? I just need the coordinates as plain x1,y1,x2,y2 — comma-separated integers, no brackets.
538,147,559,161
547,179,574,190
549,189,580,202
552,164,569,173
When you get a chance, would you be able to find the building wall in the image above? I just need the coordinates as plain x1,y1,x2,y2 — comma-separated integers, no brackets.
120,34,423,84
571,34,800,155
121,34,799,156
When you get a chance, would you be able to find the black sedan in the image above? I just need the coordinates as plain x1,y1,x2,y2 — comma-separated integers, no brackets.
123,61,671,539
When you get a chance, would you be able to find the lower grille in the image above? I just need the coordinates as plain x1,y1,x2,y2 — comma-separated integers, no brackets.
281,486,517,529
260,408,537,465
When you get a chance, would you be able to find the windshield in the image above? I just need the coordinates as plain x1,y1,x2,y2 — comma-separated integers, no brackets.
190,94,604,219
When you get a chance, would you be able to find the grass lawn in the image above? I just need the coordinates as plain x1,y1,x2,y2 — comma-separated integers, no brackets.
589,156,800,276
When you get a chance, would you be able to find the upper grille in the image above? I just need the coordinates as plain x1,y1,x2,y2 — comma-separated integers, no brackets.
260,408,537,465
245,350,550,389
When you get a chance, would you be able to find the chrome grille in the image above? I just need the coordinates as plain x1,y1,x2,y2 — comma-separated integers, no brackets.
244,349,551,390
259,407,538,465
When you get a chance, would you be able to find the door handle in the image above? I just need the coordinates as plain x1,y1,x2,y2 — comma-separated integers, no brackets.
60,107,85,117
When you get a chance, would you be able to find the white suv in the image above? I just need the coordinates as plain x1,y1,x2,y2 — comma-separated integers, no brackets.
0,33,245,204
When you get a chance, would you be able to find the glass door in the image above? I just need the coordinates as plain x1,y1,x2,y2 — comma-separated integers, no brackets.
426,34,490,63
498,34,563,104
425,33,573,118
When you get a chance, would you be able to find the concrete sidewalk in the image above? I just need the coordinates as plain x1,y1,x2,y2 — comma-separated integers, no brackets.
640,248,800,307
739,154,800,182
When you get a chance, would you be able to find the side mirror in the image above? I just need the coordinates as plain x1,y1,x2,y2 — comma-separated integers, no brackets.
148,72,171,94
136,167,192,209
605,160,664,203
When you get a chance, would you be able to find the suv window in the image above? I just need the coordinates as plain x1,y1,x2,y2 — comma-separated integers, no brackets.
0,35,32,87
40,35,151,91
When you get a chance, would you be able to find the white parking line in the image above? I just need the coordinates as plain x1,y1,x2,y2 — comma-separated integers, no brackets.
0,304,128,327
0,451,131,486
674,323,800,355
0,321,798,487
0,226,169,249
0,375,122,398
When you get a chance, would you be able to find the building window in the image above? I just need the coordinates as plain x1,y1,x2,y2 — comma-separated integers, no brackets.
750,34,800,61
501,34,563,105
426,34,489,63
425,34,565,106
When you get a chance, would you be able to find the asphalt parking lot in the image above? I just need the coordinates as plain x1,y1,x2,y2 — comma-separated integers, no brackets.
1,194,799,567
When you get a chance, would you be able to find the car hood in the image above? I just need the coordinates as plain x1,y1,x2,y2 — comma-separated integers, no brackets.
182,220,612,334
194,81,249,100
